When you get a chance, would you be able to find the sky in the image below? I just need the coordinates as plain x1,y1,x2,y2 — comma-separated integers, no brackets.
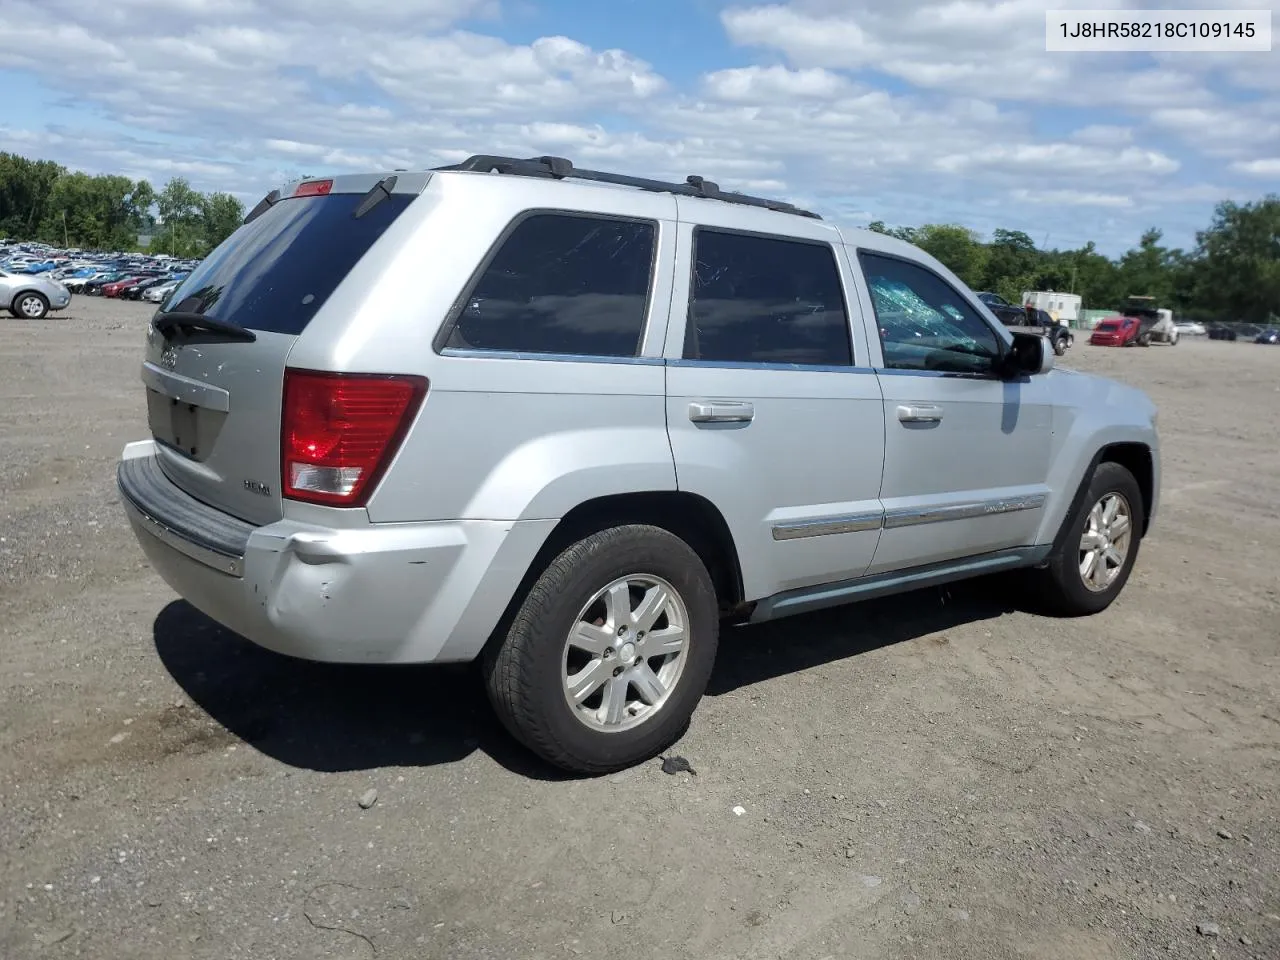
0,0,1277,256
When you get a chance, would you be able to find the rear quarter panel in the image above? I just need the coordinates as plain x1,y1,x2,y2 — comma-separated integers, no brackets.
285,173,682,524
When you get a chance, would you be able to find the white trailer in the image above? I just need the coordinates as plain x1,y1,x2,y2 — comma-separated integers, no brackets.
1021,291,1082,324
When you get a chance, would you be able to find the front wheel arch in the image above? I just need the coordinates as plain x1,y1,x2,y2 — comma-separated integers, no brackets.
1049,443,1155,562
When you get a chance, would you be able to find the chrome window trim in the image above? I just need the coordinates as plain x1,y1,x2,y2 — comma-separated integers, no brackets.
440,348,665,366
668,358,877,374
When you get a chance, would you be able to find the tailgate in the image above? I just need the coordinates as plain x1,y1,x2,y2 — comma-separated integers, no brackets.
142,174,423,526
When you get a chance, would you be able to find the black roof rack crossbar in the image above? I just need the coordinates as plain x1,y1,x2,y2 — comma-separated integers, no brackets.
433,154,822,220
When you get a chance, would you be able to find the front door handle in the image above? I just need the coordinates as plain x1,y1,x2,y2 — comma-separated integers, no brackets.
897,403,944,423
689,400,755,423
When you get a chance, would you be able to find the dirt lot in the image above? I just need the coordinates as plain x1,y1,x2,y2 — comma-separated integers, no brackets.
2,297,1277,960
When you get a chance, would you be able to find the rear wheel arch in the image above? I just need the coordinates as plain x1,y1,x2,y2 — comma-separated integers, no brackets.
485,492,746,661
534,492,745,613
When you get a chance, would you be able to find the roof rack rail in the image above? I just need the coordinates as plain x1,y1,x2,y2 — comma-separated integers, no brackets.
432,154,822,220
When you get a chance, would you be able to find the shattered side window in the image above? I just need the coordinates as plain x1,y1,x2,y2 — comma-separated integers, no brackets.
445,213,656,357
858,251,1001,374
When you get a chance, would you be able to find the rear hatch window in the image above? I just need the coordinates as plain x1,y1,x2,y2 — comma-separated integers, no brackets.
161,189,415,336
145,182,417,526
1096,321,1119,331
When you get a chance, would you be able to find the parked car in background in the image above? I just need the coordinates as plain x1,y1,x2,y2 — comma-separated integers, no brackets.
0,268,72,319
102,276,150,298
1255,328,1279,344
1122,297,1179,346
123,277,168,300
999,305,1074,355
1174,321,1206,336
142,282,179,303
83,273,130,296
975,291,1027,326
1090,315,1147,347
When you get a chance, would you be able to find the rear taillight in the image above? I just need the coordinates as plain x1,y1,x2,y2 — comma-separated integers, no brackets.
281,369,427,507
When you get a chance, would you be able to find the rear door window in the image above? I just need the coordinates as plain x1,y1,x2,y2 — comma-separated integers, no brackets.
162,191,415,336
684,228,853,366
444,213,656,357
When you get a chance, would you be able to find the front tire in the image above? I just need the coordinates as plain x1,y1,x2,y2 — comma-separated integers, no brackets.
1028,462,1144,617
11,291,49,319
1053,335,1067,356
484,524,720,774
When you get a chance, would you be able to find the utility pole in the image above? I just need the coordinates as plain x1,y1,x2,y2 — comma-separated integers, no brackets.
61,210,68,248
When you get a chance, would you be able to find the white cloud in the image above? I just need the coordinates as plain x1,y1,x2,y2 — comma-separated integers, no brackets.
1012,188,1133,209
0,0,1273,256
1231,158,1280,177
703,65,849,101
1149,106,1280,159
1070,125,1133,146
718,1,1218,110
935,143,1178,177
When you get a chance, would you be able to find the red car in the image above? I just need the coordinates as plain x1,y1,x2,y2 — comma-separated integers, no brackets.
102,277,146,298
1090,314,1147,347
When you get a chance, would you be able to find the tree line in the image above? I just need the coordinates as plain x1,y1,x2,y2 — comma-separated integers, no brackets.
870,195,1278,324
2,150,1276,323
0,152,245,259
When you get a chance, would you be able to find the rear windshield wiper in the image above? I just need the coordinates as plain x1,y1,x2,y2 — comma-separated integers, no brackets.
353,175,398,219
242,188,281,225
153,311,257,342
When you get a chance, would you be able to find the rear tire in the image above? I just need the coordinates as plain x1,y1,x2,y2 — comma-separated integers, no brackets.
1053,335,1067,356
484,524,720,774
1028,461,1144,617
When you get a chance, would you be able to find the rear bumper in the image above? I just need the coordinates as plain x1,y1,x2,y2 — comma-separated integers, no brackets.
117,440,555,664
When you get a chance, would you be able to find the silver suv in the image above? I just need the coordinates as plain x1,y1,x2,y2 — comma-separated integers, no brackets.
117,155,1160,773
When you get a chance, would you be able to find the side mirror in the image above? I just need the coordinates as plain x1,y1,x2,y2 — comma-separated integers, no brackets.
1004,331,1054,377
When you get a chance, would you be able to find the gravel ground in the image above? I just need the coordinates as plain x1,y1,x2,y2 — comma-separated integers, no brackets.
2,298,1277,960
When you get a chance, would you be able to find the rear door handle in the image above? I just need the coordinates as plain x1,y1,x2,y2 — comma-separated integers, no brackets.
897,403,944,423
689,400,755,423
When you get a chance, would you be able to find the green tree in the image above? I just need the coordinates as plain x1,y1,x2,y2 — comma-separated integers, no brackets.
1115,228,1183,305
36,172,138,249
199,192,245,253
155,177,203,255
1186,196,1280,323
980,228,1039,301
128,180,156,233
867,220,917,243
912,224,988,288
0,152,64,237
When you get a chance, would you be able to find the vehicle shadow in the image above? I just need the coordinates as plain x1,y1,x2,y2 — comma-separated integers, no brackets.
153,578,1015,778
705,576,1016,696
